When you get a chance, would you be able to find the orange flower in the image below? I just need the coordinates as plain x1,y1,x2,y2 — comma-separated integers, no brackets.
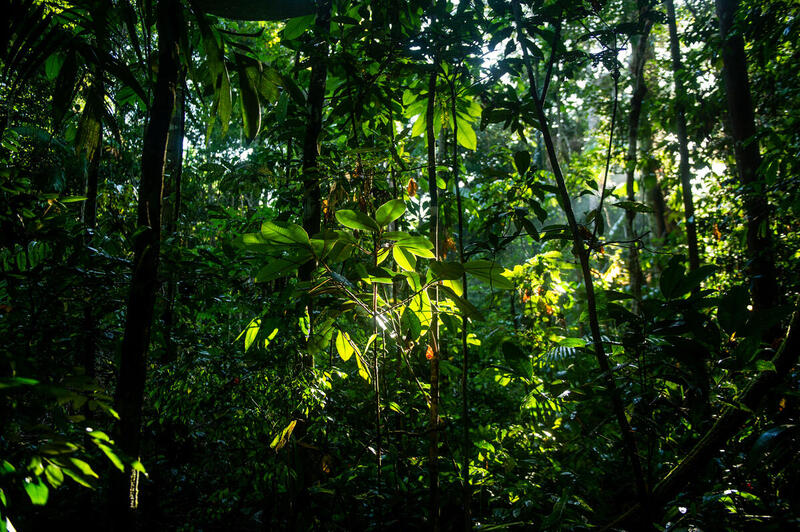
425,345,435,360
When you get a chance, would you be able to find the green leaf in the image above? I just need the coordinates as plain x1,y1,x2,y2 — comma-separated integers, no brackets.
659,256,685,300
430,261,464,280
45,52,64,81
234,52,262,143
678,264,718,296
456,118,477,150
558,337,586,348
260,221,311,247
613,201,653,214
393,245,417,271
382,231,411,241
96,442,124,472
335,210,380,232
375,199,406,227
44,464,64,488
755,360,776,372
463,260,514,290
283,14,315,40
396,236,435,258
440,285,484,321
335,330,354,361
255,251,313,282
24,478,48,505
68,458,98,479
0,377,39,390
242,318,260,352
514,150,531,175
411,113,426,137
718,285,749,334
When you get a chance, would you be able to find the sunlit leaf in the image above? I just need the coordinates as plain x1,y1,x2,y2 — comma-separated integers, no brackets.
335,330,354,361
24,478,48,505
335,209,380,232
375,199,406,227
463,260,514,290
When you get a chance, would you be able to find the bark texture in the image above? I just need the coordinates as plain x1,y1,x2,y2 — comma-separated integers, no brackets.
666,0,700,271
624,11,652,310
111,0,179,526
715,0,779,312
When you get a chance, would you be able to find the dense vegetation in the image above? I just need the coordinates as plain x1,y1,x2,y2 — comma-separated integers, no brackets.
1,0,799,530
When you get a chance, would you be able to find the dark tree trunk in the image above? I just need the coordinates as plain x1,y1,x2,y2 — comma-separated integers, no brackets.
715,0,779,312
666,0,701,271
298,0,331,369
426,66,441,532
300,0,332,273
624,13,651,312
451,80,472,531
111,0,179,527
161,78,185,363
511,0,650,520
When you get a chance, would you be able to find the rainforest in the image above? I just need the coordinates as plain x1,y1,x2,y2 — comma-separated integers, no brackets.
1,0,799,530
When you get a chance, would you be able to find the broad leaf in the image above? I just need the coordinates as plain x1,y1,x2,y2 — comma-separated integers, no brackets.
375,199,406,227
335,209,380,232
463,260,514,290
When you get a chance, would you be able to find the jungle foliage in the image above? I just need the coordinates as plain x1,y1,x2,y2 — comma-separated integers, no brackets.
1,0,799,530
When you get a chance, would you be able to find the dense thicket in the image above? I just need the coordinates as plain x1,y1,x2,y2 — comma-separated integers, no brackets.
1,0,799,530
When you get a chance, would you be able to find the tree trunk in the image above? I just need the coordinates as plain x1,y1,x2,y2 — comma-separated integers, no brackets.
624,11,652,312
451,79,472,531
300,0,332,273
162,77,185,363
666,0,701,271
426,66,441,532
111,0,179,527
715,0,779,312
511,0,650,520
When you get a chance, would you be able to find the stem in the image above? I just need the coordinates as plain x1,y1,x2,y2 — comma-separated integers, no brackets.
666,0,700,271
426,64,441,532
451,77,471,531
511,0,649,515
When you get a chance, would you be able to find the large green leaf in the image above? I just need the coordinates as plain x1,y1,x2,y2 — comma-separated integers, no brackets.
393,245,416,271
430,261,464,280
283,14,316,39
255,251,313,282
234,52,261,143
375,199,406,227
456,116,477,150
335,330,354,361
335,209,380,232
24,478,48,505
260,221,311,247
463,260,514,290
396,236,435,258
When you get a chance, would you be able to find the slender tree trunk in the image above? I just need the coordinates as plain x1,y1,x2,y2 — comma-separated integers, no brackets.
300,0,332,267
425,65,441,532
298,0,331,369
715,0,779,312
511,0,650,521
624,12,652,311
161,77,185,363
666,0,700,271
111,0,179,527
451,80,471,531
